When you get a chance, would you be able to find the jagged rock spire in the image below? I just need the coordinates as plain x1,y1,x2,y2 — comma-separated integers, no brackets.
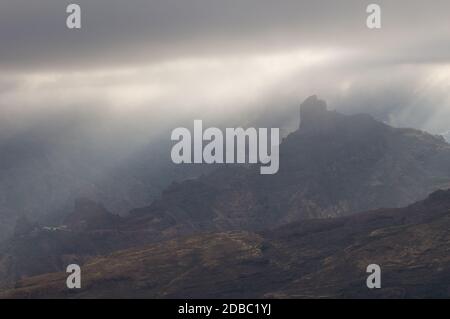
299,95,333,132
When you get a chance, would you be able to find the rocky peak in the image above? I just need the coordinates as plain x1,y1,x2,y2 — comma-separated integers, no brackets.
299,95,340,133
300,95,327,119
298,95,382,136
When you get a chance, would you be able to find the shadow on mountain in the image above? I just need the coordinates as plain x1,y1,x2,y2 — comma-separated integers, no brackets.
1,96,450,298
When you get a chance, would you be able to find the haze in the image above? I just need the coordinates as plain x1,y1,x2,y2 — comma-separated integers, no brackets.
0,0,449,233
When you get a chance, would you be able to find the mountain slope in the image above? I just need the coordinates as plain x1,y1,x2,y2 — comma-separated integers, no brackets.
124,95,450,233
0,121,211,244
3,95,450,293
3,95,450,289
3,189,450,299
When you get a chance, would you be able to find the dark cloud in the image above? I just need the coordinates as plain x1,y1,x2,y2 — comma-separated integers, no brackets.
0,0,449,137
1,0,449,71
0,1,450,236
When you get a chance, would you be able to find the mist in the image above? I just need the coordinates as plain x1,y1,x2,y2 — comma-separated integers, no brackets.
0,0,450,241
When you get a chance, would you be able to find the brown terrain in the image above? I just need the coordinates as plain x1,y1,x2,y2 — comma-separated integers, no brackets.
1,189,450,298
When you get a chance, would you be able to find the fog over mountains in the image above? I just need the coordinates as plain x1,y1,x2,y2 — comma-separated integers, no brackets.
1,2,450,247
1,0,450,299
1,96,450,297
0,119,212,242
124,96,450,232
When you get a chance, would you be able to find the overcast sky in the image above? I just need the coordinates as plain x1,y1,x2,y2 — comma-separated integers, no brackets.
0,0,450,139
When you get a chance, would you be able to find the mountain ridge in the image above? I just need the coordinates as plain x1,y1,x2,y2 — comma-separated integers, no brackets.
122,95,450,233
2,96,450,294
2,188,449,299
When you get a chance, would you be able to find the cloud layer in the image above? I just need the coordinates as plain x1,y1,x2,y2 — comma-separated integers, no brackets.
0,1,450,235
0,0,450,137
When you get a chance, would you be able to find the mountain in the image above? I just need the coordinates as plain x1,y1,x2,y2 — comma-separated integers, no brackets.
63,199,121,231
0,123,211,244
2,95,450,295
122,95,450,233
0,200,157,289
2,189,450,299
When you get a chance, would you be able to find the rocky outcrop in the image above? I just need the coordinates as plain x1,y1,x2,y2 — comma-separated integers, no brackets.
123,96,450,234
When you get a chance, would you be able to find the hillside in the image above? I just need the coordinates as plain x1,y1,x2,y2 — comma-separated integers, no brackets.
2,189,450,299
124,96,450,233
2,96,450,295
